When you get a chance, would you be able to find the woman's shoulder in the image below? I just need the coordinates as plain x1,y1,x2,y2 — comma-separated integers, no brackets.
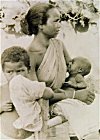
50,38,64,51
28,42,46,54
51,38,63,44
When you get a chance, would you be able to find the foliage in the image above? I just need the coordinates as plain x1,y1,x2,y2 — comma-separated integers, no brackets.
0,0,99,37
50,0,100,33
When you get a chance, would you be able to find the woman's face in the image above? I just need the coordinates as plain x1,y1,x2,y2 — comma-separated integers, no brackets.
41,8,61,38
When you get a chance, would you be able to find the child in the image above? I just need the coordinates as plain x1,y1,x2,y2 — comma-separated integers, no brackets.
63,56,91,90
0,46,54,138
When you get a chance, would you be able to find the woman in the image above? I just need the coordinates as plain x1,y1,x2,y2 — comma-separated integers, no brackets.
21,2,96,140
21,2,95,105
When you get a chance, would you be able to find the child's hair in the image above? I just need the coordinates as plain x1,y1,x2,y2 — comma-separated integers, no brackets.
1,46,30,70
72,57,91,76
20,2,55,35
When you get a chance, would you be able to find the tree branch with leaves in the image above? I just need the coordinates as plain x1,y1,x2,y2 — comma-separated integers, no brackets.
0,0,99,37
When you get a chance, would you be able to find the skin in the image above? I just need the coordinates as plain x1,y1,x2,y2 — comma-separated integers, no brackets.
67,59,83,75
28,7,95,105
3,61,29,82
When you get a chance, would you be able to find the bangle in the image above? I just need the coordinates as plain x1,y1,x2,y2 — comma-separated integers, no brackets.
72,90,75,99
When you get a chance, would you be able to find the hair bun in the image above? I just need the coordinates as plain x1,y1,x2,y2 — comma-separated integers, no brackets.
20,18,30,35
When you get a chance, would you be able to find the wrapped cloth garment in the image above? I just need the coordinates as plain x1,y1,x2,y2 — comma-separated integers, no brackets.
37,38,67,90
52,97,100,140
9,75,46,132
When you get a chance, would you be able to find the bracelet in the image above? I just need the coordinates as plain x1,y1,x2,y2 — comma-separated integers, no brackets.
72,90,76,99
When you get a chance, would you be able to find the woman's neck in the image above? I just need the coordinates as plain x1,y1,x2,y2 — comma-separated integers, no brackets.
34,32,50,48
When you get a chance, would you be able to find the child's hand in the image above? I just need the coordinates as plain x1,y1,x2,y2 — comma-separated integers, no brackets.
1,101,14,112
43,87,54,100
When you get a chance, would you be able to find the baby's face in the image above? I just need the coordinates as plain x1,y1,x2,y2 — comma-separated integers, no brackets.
3,61,29,82
68,59,81,75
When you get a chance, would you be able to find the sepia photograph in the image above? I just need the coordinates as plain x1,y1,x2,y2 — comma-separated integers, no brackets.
0,0,100,140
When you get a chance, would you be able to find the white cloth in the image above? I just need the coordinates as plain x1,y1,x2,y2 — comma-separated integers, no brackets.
9,75,46,132
0,131,34,140
37,38,67,90
52,95,100,140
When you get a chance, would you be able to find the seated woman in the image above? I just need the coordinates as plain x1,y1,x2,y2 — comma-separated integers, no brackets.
20,2,96,140
21,2,95,104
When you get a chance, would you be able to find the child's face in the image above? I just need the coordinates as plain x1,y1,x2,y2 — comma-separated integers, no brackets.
68,59,81,75
3,61,29,82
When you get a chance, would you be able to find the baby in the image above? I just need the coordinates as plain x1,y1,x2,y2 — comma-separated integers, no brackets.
63,56,91,90
0,46,54,137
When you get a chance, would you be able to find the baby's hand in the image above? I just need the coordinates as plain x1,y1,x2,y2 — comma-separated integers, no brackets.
1,101,14,112
64,81,73,86
64,81,77,88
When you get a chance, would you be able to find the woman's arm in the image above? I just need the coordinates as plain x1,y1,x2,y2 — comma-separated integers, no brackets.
28,51,38,81
63,43,71,64
49,88,75,104
49,87,95,105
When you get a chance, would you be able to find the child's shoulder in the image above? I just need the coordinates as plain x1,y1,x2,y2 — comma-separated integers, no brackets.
1,83,9,90
0,84,9,100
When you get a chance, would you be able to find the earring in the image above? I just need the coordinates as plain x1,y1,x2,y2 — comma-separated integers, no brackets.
39,25,43,31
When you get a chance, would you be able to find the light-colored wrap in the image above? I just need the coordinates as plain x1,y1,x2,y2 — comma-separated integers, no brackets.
37,38,67,90
52,97,100,140
9,75,46,132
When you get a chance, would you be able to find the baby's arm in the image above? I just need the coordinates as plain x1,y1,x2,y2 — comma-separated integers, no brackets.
64,75,87,89
64,77,77,88
75,74,87,89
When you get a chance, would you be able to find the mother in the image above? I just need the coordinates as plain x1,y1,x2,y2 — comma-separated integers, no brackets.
21,4,96,139
21,2,95,105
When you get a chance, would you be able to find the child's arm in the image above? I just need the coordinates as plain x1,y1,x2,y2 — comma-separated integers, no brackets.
47,116,67,128
42,87,54,100
0,101,13,114
0,87,13,114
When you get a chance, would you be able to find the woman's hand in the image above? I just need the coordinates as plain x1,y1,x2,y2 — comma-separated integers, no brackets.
75,89,95,105
1,101,14,113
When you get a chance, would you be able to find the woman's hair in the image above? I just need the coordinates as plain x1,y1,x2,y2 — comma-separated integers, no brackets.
1,46,30,70
20,2,55,35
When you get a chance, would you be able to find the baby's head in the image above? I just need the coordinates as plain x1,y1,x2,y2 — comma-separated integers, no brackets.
68,57,91,76
1,46,30,82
